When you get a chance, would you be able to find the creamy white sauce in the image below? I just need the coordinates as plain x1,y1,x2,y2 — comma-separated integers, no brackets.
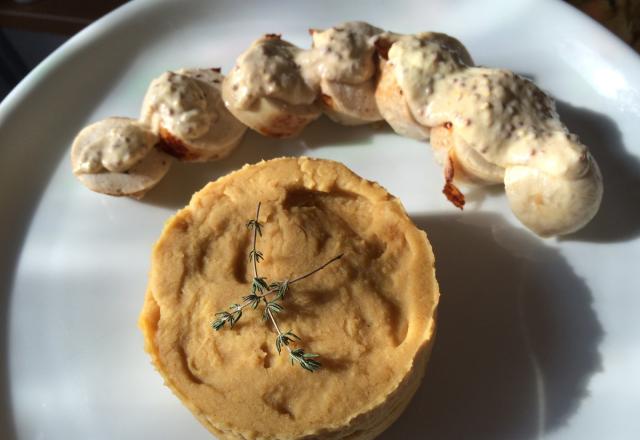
298,21,383,85
425,68,587,178
75,122,157,174
224,35,318,109
389,34,588,179
145,71,216,139
388,33,470,119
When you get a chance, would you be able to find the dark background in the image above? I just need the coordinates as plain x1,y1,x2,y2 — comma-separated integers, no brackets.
0,0,127,100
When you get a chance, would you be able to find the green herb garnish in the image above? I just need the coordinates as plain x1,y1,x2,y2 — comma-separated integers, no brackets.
212,202,342,372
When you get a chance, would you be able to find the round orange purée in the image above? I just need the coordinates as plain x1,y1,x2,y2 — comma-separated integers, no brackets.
139,157,440,440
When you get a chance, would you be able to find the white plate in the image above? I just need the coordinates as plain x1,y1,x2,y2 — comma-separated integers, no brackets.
2,0,640,438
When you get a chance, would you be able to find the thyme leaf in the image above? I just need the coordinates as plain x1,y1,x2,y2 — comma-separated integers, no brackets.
212,202,342,372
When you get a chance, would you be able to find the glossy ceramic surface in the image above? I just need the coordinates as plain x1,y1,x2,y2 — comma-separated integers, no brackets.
1,0,639,438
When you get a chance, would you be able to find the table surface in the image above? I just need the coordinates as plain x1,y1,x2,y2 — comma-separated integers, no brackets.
0,0,637,47
0,0,128,34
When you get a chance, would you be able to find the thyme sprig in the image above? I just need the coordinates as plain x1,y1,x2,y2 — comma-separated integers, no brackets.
211,202,342,373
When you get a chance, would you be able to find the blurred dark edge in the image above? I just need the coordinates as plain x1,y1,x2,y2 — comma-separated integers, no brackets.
0,0,128,101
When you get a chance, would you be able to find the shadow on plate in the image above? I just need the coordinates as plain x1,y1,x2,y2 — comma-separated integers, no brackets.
380,213,603,440
141,117,390,209
555,100,640,243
